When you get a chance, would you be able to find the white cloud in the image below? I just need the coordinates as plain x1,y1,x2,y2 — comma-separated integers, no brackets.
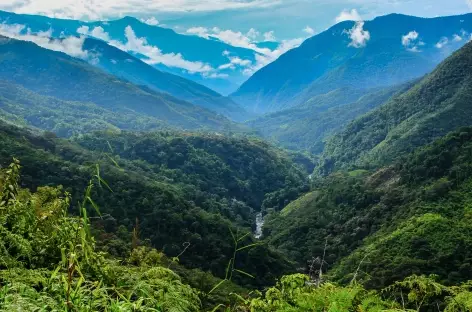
77,25,110,41
0,0,279,20
263,31,276,41
243,37,303,75
467,0,472,10
303,26,315,36
435,37,448,49
335,9,362,23
140,17,159,26
78,24,215,74
186,27,210,38
117,26,214,74
0,23,90,59
402,31,424,52
453,34,463,42
218,56,252,70
246,28,259,40
345,21,370,48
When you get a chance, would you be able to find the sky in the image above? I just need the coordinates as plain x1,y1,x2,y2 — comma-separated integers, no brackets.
0,0,471,40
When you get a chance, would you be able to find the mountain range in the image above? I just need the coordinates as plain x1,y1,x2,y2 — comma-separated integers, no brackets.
232,13,472,114
0,10,261,95
3,7,472,308
0,35,248,134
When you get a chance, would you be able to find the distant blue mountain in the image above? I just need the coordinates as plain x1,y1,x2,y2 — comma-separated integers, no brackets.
0,10,259,95
232,13,472,114
0,35,245,133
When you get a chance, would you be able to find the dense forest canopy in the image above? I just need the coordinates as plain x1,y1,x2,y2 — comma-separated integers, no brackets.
2,8,472,312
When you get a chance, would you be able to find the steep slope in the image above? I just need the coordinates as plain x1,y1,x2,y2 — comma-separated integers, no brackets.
0,10,258,94
320,40,472,175
0,120,307,286
264,127,472,287
247,84,410,153
0,35,244,133
0,80,168,136
82,38,250,121
232,13,472,113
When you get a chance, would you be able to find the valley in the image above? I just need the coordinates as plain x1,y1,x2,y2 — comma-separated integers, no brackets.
1,6,472,311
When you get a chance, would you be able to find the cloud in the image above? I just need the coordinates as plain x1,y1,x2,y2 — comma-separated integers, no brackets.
453,34,463,42
402,31,424,52
467,0,472,9
345,21,370,48
243,37,303,75
263,31,276,41
335,9,362,23
116,26,214,74
0,0,279,20
303,26,315,36
218,55,252,70
0,23,90,59
140,17,159,26
193,27,302,75
186,27,210,38
77,25,110,41
246,28,259,40
78,24,215,74
435,37,448,49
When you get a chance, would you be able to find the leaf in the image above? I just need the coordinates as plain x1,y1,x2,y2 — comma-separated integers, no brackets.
237,232,251,242
234,269,255,279
209,280,226,294
236,243,261,252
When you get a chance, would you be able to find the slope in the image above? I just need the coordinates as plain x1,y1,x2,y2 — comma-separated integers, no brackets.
0,120,307,286
320,40,472,175
83,38,250,121
264,126,472,288
247,84,409,153
232,13,472,114
0,35,244,133
0,10,258,95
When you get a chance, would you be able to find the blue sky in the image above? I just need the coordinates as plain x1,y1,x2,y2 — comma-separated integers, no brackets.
0,1,471,40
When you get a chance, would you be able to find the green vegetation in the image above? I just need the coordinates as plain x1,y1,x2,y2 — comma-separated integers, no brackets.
0,120,307,287
248,85,407,153
1,167,471,311
320,41,472,175
0,36,246,135
264,127,472,289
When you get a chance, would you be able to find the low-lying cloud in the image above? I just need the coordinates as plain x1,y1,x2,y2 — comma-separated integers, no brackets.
185,26,304,75
79,25,215,74
402,31,424,52
345,21,370,48
0,23,90,59
336,9,362,23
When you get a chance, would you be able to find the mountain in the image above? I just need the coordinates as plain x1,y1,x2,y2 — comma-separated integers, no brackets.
264,126,472,288
232,13,472,114
0,35,246,133
82,38,250,121
0,10,259,95
0,119,307,286
320,40,472,175
247,84,411,153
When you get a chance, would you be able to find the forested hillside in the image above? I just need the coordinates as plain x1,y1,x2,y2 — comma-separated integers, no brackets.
320,40,472,174
82,38,250,121
0,120,308,287
247,84,410,153
0,36,243,133
265,126,472,289
3,6,472,312
3,158,472,311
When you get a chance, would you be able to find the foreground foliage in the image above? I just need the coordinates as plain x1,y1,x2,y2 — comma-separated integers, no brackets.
2,162,472,311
